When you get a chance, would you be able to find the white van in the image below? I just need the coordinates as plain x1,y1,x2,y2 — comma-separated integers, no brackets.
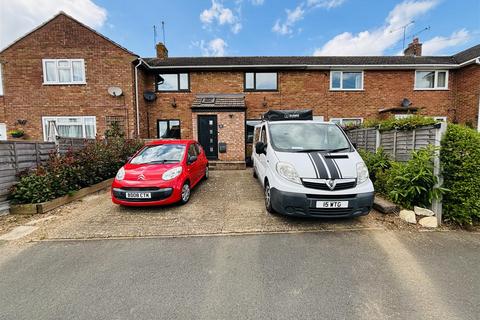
252,110,374,217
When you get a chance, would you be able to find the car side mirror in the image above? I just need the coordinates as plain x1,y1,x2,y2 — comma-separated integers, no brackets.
255,141,266,155
188,155,198,164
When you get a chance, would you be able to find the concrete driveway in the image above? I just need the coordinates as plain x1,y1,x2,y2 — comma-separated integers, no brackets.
26,170,389,240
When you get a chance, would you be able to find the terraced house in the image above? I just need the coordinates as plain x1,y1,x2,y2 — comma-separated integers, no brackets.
1,13,479,167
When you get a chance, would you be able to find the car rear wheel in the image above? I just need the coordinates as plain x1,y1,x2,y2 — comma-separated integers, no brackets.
204,166,209,180
180,182,191,204
264,181,275,213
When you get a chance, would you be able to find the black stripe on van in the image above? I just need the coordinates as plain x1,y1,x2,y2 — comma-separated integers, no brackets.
310,152,329,179
322,155,340,179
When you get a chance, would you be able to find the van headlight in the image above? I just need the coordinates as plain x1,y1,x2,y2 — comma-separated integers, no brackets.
356,162,369,184
115,167,125,181
276,162,301,184
162,166,182,181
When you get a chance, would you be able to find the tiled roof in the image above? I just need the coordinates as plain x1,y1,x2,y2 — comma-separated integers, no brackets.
452,44,480,63
191,94,246,110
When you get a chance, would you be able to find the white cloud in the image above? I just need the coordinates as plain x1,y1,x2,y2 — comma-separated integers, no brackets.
194,38,228,57
307,0,345,9
422,29,470,55
250,0,265,5
273,0,344,36
313,0,438,55
272,5,305,35
0,0,107,50
200,0,242,34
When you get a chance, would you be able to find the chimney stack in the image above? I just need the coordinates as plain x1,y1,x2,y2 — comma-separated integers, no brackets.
404,38,422,57
156,42,168,60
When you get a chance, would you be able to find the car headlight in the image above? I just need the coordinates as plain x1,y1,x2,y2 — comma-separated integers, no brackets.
276,162,301,184
115,167,125,181
162,166,183,181
356,162,369,184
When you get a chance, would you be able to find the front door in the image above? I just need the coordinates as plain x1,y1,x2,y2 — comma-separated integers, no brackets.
198,115,218,160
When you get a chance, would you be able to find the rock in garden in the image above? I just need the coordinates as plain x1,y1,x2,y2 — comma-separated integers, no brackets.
414,206,435,217
419,216,438,228
399,210,416,224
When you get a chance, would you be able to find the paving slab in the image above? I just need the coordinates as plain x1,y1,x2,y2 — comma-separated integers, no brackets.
0,226,38,241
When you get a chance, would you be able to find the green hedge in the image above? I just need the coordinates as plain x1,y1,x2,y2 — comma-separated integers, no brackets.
362,115,437,131
441,124,480,225
10,138,144,204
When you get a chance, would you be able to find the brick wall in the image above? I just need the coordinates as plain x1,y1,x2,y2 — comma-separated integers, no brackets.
0,14,137,140
454,64,480,128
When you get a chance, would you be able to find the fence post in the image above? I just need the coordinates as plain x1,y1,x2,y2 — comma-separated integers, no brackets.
432,122,447,225
12,142,18,174
35,142,40,165
375,129,381,152
412,129,416,151
393,130,397,161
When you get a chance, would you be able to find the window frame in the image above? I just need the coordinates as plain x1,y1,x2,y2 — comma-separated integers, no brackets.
0,63,3,96
155,73,190,92
414,70,449,90
244,72,278,92
41,116,96,141
157,119,181,139
42,59,86,85
330,71,364,91
329,117,364,125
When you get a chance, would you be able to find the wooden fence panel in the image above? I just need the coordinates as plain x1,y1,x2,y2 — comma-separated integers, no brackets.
347,128,377,153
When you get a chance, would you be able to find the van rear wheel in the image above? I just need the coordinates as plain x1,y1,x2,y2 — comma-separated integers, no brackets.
264,182,275,213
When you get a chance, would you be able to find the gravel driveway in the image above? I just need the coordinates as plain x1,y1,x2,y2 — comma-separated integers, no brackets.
25,170,390,240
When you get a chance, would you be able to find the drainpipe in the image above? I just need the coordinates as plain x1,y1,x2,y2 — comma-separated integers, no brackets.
134,58,144,138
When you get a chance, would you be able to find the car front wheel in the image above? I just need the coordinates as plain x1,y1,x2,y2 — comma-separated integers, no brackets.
264,181,275,213
180,182,191,204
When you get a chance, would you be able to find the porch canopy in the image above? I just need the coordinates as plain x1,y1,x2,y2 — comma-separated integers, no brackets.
191,94,246,112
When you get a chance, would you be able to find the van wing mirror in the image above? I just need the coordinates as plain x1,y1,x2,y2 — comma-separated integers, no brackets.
352,142,357,149
255,141,266,155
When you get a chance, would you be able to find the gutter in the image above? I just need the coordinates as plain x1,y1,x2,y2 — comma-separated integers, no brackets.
134,58,144,138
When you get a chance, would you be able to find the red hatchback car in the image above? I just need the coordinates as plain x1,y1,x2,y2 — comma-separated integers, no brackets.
111,139,209,206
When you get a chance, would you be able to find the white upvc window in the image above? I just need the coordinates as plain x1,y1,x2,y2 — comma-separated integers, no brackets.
330,71,364,90
414,70,448,90
42,116,96,141
42,59,86,85
330,118,364,126
0,63,3,95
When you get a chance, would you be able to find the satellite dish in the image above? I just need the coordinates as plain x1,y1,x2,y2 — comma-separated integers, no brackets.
401,98,412,108
143,91,157,102
108,86,123,97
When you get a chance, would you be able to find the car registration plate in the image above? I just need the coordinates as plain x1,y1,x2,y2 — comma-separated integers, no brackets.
316,201,348,208
126,192,152,199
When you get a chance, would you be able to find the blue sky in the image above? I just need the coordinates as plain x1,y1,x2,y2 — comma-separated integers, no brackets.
1,0,479,57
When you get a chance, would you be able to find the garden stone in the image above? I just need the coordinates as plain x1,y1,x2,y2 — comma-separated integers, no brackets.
419,216,438,228
414,206,435,217
399,210,416,224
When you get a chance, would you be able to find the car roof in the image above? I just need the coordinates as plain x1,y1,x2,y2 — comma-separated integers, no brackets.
255,120,334,126
146,139,196,146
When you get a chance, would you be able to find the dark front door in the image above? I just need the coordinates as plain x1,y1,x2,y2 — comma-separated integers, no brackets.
198,115,218,160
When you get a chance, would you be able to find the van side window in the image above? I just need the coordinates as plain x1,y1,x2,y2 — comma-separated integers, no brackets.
260,126,267,144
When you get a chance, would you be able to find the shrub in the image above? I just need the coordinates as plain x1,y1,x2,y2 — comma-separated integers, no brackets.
363,115,437,132
441,124,480,225
358,148,391,184
385,146,444,209
10,138,144,204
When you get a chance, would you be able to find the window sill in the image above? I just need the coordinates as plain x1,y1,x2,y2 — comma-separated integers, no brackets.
413,88,449,91
156,90,191,93
43,82,87,86
244,89,279,92
329,89,364,92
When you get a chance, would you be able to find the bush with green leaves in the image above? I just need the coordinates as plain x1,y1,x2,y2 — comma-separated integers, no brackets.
440,124,480,225
10,138,144,204
357,148,391,184
362,115,437,132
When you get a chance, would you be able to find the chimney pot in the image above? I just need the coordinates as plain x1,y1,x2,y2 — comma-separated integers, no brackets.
156,42,168,60
404,38,422,57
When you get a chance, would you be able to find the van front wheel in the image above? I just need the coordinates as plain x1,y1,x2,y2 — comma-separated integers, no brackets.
264,182,275,213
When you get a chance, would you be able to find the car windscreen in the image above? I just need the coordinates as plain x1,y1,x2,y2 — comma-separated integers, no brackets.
130,144,186,164
268,123,351,152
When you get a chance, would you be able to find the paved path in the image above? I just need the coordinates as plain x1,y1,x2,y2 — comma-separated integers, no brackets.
1,231,479,319
29,170,391,240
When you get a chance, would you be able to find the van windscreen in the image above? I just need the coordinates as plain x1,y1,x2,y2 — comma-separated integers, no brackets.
268,123,351,152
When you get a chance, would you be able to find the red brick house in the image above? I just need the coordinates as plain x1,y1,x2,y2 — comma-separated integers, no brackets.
0,13,479,167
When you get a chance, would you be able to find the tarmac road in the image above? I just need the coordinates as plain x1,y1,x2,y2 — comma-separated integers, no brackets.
1,230,479,320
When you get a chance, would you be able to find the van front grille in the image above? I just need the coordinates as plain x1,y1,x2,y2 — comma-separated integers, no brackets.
302,179,357,191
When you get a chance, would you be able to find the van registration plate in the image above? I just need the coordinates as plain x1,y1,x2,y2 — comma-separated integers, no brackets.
126,192,151,199
316,201,348,208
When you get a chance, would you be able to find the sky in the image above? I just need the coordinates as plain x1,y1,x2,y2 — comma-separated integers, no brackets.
0,0,479,57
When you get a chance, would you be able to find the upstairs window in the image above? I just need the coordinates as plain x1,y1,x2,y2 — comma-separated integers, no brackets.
330,71,363,90
330,118,363,126
156,73,189,91
245,72,277,91
415,70,448,90
42,59,85,84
